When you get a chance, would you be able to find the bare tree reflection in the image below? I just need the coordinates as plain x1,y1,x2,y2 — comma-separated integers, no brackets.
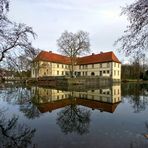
0,110,36,148
2,86,31,105
57,105,90,135
1,86,41,119
20,102,41,119
122,83,148,113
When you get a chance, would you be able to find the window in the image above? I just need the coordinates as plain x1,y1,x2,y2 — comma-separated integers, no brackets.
92,64,94,68
85,72,87,76
91,72,95,76
83,72,85,76
57,64,59,68
114,63,116,67
118,71,119,76
114,89,116,95
85,65,87,69
79,65,81,69
118,63,119,68
107,98,110,102
79,94,81,98
100,89,102,94
62,71,64,75
100,71,102,76
100,96,102,101
107,70,109,74
114,70,116,76
57,71,59,75
47,69,48,74
103,71,106,73
107,63,110,68
100,63,102,68
33,69,35,75
62,64,64,68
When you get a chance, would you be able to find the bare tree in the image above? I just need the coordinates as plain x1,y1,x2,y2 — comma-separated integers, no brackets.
23,47,41,70
0,0,36,62
115,0,148,55
4,47,40,79
0,0,9,26
57,30,90,76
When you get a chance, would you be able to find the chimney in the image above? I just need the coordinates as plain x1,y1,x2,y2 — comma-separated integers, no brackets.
100,51,103,54
92,53,95,55
49,51,52,53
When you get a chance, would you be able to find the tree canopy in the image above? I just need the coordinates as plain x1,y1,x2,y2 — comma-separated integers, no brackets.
115,0,148,55
57,30,90,76
57,30,90,57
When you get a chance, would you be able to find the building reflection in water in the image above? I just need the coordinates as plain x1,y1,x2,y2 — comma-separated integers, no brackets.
31,84,121,135
31,84,121,114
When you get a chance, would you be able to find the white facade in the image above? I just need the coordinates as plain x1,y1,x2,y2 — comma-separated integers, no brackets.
75,62,121,79
31,61,121,80
31,61,70,77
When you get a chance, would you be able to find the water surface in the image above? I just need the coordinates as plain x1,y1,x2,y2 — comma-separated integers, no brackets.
0,83,148,148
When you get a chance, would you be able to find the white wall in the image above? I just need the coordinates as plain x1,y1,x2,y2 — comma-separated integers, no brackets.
31,61,121,80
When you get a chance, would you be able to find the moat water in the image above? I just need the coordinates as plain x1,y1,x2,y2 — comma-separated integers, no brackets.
0,83,148,148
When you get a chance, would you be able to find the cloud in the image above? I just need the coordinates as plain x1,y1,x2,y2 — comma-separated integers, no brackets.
8,0,135,58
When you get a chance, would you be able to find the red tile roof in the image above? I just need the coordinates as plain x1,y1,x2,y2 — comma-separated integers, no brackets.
34,51,121,64
77,52,121,64
36,98,120,113
34,51,71,64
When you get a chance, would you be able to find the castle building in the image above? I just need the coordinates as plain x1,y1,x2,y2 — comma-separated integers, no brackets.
31,50,121,80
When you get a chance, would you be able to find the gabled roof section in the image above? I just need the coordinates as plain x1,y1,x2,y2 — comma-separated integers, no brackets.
36,98,120,113
33,51,121,65
33,51,71,64
77,51,121,65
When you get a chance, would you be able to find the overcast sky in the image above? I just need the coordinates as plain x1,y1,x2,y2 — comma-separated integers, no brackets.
8,0,135,61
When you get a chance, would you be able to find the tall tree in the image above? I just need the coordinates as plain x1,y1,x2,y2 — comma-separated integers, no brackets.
4,47,40,78
57,30,90,76
0,0,36,62
115,0,148,55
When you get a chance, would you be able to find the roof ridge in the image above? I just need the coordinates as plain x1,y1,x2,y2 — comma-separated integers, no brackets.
34,50,121,64
41,50,69,58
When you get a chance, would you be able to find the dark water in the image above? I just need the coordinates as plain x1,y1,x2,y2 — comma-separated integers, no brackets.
0,83,148,148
